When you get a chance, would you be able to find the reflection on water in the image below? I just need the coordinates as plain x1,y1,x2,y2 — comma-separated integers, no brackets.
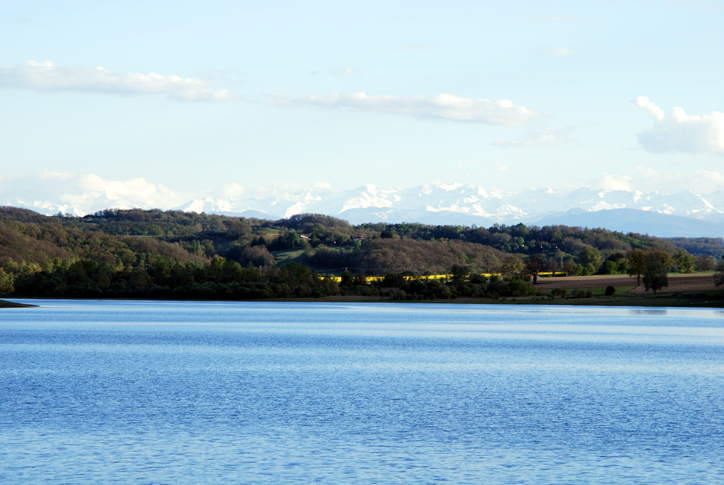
629,309,668,316
1,300,723,484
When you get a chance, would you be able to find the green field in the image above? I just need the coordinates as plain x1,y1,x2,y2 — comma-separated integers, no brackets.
271,246,350,275
270,248,307,265
253,228,281,235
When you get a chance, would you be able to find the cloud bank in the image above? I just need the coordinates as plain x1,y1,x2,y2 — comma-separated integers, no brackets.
0,171,187,216
634,96,724,155
0,60,239,102
274,92,541,125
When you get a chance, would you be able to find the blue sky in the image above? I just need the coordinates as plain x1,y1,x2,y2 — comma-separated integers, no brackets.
2,0,724,206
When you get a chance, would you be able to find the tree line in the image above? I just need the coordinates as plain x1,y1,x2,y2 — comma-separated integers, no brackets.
1,206,722,299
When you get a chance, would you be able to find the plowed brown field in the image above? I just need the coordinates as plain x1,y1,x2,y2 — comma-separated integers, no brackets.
534,273,717,294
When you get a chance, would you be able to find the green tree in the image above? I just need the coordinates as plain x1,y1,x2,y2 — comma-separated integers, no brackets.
97,267,112,289
579,246,602,271
353,271,367,286
450,264,470,282
643,261,668,294
524,254,545,284
695,255,716,271
647,248,673,270
673,249,695,273
0,269,14,293
599,261,619,275
500,255,523,279
714,260,724,287
191,239,203,256
340,270,354,287
130,267,152,288
563,259,579,276
240,246,276,267
627,248,648,286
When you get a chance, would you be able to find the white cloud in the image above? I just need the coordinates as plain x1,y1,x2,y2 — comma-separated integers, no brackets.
0,172,187,216
492,128,575,147
586,166,724,194
274,92,541,125
220,183,246,199
634,96,664,121
634,97,724,155
0,60,239,102
537,47,575,56
598,172,633,191
72,174,186,210
631,166,724,193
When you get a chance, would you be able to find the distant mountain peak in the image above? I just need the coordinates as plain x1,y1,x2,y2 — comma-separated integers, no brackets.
5,181,724,235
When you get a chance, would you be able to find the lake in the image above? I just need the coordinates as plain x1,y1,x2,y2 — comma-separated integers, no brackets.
1,300,723,484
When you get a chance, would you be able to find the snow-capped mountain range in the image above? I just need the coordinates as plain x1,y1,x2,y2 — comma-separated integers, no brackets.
172,184,720,218
5,181,724,236
173,183,724,229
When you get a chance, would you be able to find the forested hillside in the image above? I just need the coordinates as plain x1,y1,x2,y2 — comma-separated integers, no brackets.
0,206,720,300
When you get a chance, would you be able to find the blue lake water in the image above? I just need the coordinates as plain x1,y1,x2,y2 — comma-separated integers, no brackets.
1,300,723,484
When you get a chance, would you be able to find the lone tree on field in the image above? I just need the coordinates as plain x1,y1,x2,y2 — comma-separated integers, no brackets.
642,261,669,294
524,254,545,284
627,248,648,286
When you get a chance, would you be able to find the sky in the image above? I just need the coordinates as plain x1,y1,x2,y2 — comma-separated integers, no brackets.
2,0,724,208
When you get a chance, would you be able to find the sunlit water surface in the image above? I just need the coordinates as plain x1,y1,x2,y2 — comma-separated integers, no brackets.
1,300,723,484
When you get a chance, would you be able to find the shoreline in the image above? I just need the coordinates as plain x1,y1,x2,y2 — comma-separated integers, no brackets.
4,291,724,309
0,299,37,308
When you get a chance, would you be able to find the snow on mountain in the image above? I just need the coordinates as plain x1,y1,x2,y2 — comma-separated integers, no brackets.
4,179,724,236
1,197,78,216
175,197,236,214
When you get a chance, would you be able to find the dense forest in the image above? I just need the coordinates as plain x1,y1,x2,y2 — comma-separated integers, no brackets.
0,206,721,300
